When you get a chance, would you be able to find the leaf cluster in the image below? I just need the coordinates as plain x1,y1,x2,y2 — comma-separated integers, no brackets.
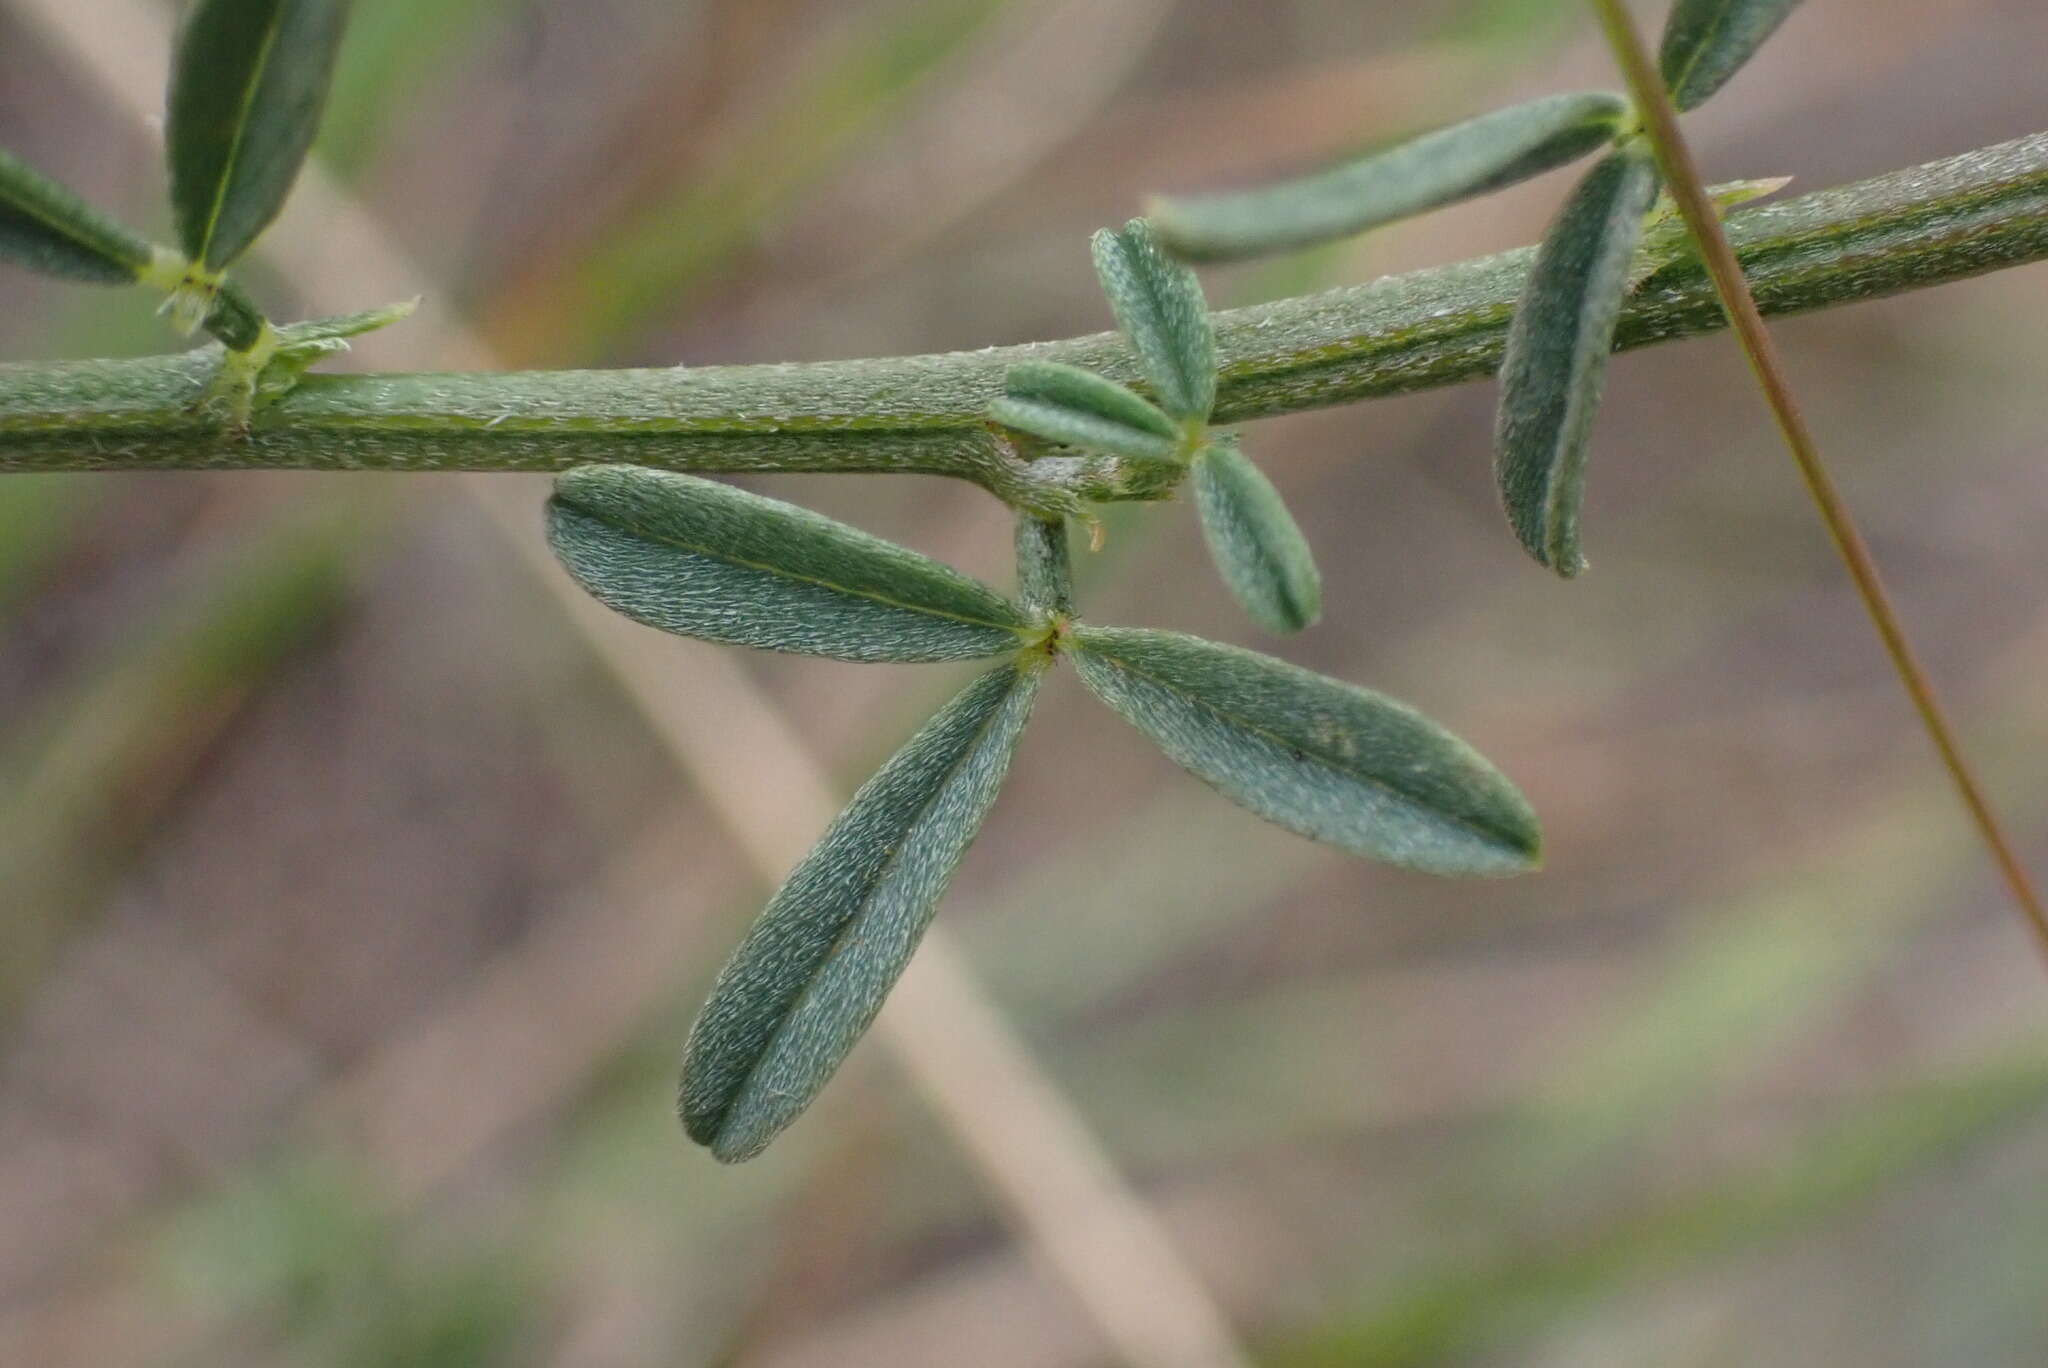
0,0,1822,1166
621,0,1804,1157
988,220,1321,635
548,467,1539,1160
1146,0,1806,576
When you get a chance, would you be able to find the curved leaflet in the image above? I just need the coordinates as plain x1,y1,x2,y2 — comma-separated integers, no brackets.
1090,219,1215,422
548,466,1029,662
1660,0,1807,112
1190,436,1321,633
1493,140,1661,576
681,662,1042,1161
1071,627,1539,875
989,359,1184,463
0,148,159,285
1149,92,1632,262
168,0,351,271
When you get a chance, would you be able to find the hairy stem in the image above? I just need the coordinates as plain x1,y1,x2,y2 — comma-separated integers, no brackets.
1588,1,2048,964
2,132,2046,490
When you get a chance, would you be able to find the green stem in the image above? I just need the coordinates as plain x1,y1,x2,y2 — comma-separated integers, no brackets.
2,132,2047,493
1587,1,2048,965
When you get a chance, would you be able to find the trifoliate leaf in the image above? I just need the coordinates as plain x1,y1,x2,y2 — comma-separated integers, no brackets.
989,360,1183,464
1071,628,1539,875
1090,219,1215,422
0,146,159,284
1493,141,1661,576
681,661,1042,1161
547,466,1029,662
167,0,351,270
1148,92,1633,262
1659,0,1807,112
1190,436,1321,633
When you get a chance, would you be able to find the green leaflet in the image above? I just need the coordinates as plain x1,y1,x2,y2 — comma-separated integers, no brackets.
681,661,1042,1161
985,396,1179,465
1148,92,1632,262
1190,436,1321,633
1493,140,1661,576
167,0,351,271
1090,219,1216,422
1070,627,1539,875
1001,361,1182,443
0,147,157,285
1659,0,1806,111
547,465,1028,662
988,359,1184,463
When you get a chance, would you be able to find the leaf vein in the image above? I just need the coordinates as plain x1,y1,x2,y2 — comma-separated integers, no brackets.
194,4,288,267
601,516,1025,635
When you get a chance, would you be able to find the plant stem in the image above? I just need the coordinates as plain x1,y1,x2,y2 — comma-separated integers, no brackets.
1588,0,2048,964
4,132,2048,489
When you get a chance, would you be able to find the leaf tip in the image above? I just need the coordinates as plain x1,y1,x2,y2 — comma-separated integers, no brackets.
706,1125,769,1165
676,1093,716,1149
1538,528,1588,579
1247,565,1322,634
1432,788,1544,877
678,1095,765,1165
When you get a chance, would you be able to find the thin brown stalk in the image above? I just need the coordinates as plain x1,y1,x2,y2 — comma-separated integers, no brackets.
1587,0,2048,965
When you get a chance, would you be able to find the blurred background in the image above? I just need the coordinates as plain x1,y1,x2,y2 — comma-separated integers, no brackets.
2,0,2046,1364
